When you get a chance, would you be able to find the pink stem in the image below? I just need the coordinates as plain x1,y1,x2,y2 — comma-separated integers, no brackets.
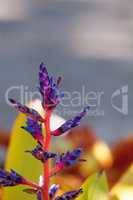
43,109,52,200
23,179,40,189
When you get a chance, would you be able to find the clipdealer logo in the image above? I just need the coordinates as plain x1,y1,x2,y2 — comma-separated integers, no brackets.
111,85,128,115
5,85,129,116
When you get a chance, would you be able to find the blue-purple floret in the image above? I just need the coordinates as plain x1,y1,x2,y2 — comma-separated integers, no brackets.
52,107,89,136
22,118,43,143
0,169,24,187
39,63,62,108
56,148,83,167
60,107,89,132
55,188,83,200
9,98,44,122
26,144,57,163
49,184,59,200
36,184,59,200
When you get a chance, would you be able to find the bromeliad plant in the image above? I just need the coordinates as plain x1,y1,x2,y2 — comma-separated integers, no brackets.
0,63,89,200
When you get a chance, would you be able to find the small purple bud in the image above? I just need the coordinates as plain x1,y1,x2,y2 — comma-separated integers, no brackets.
9,98,44,122
39,63,62,108
22,118,43,144
0,169,25,187
43,152,57,162
49,184,59,200
26,144,57,163
39,63,50,96
51,107,89,136
55,188,83,200
55,148,83,167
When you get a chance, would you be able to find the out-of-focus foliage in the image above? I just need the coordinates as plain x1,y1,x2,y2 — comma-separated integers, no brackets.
76,172,109,200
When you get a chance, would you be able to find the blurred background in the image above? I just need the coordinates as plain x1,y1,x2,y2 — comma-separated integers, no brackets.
0,2,133,200
0,0,133,142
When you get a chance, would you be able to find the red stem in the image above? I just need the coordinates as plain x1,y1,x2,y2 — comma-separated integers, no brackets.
23,179,40,189
43,109,52,200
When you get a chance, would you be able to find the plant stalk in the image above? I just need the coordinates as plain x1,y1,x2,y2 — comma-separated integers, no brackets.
43,109,52,200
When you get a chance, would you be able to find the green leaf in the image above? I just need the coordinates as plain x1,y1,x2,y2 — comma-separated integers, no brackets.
76,172,109,200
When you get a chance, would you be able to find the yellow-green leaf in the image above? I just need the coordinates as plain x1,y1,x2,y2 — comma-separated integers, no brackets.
76,172,109,200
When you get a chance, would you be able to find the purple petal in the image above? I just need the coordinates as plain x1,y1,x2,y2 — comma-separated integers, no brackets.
26,144,57,163
9,98,43,122
38,63,62,108
22,118,43,144
52,107,89,136
39,63,50,93
49,184,59,200
55,148,83,167
0,169,25,187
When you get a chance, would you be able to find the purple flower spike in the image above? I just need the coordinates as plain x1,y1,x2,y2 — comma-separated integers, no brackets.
0,169,25,187
26,144,57,163
52,107,89,136
9,99,44,122
56,148,83,167
55,188,83,200
39,63,62,109
49,184,59,200
21,118,43,144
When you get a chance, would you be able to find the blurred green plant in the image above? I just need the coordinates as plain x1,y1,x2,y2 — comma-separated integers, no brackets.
76,172,109,200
